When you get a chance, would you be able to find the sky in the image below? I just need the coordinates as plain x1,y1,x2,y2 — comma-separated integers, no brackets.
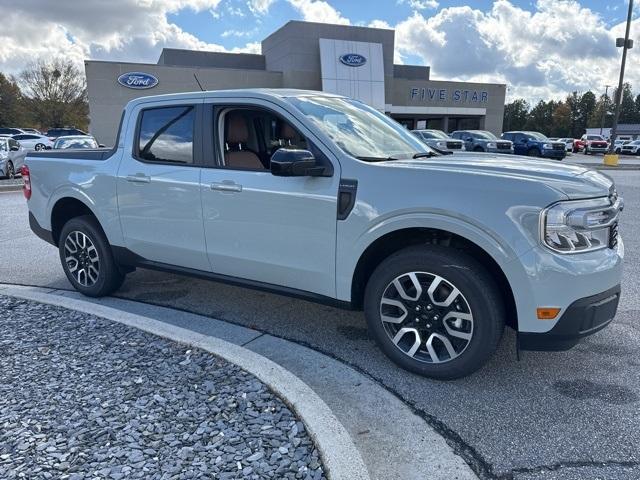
0,0,638,103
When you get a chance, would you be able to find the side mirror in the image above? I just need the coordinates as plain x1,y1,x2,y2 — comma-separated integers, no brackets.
10,145,19,151
270,149,324,177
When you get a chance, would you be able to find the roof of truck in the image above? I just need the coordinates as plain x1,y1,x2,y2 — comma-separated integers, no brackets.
129,88,345,107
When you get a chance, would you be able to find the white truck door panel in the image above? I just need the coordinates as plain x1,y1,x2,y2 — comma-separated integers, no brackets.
117,102,210,272
200,99,340,297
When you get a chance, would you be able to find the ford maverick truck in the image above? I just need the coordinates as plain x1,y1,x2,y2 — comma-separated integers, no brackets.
23,89,624,379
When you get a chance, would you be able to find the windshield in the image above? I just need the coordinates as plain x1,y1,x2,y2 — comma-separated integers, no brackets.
422,130,448,139
55,137,97,149
587,135,604,141
525,132,548,141
287,96,430,160
470,131,497,140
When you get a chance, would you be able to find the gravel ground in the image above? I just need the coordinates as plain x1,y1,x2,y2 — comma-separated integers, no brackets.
0,295,326,480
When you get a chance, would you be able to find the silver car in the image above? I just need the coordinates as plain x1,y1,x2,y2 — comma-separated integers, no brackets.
412,129,465,152
450,130,514,154
53,135,100,149
0,137,26,178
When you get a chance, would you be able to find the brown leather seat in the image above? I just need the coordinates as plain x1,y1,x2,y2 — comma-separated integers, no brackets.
225,114,264,170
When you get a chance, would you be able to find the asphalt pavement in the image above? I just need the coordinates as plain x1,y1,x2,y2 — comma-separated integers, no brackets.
1,170,639,480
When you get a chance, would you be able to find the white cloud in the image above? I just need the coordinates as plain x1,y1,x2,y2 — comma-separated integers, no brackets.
391,0,640,102
399,0,439,10
248,0,276,14
0,0,255,75
287,0,350,25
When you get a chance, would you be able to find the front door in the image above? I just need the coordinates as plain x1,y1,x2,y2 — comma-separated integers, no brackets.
199,101,340,298
117,102,210,271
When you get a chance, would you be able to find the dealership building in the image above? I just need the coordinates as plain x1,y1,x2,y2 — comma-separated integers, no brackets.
86,21,507,146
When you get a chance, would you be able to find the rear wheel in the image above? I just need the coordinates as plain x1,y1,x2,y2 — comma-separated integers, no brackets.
473,146,484,152
6,161,15,179
35,143,45,151
58,215,125,297
527,148,541,157
364,246,505,379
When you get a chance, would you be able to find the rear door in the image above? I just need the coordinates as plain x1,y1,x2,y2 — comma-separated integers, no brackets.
199,98,340,298
117,100,211,271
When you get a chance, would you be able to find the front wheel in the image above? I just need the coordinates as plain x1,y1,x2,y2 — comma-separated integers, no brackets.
5,161,15,179
59,215,125,297
528,148,541,157
35,143,45,151
364,246,505,379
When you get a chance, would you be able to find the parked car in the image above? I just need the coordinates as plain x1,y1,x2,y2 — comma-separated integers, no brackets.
0,137,26,179
0,127,25,136
450,130,513,154
501,131,566,160
580,134,609,155
612,138,631,154
23,89,624,379
620,139,640,155
557,138,574,152
46,127,88,141
53,135,100,149
412,129,465,152
11,133,53,151
20,128,42,135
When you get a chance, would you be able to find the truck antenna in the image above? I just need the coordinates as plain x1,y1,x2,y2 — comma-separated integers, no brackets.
193,73,205,92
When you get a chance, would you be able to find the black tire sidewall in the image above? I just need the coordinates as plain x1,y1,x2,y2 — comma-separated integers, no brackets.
364,246,505,379
58,216,123,297
528,148,540,157
7,162,14,179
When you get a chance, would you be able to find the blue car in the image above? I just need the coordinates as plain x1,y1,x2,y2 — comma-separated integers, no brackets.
501,131,566,160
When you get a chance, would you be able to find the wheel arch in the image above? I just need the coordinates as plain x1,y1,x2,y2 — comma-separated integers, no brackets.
350,227,518,329
50,197,102,246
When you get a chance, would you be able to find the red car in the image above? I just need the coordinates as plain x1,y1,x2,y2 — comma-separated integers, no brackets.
576,134,608,155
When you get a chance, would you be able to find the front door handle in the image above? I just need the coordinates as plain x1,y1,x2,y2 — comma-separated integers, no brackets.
211,181,242,193
126,174,151,184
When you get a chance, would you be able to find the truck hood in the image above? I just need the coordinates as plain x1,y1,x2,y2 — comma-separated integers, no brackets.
384,153,613,199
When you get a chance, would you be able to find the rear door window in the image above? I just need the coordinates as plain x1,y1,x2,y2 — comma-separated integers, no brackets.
137,106,195,164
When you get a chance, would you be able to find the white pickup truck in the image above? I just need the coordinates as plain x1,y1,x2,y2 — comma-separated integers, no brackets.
23,89,624,379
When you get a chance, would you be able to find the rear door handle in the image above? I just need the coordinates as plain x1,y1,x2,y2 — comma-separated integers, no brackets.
126,174,151,184
211,182,242,193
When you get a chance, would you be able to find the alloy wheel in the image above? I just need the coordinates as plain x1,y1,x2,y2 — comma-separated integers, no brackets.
64,231,100,287
7,162,14,179
379,271,474,364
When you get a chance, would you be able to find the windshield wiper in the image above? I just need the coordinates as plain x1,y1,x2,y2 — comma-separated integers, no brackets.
356,156,399,162
412,151,438,159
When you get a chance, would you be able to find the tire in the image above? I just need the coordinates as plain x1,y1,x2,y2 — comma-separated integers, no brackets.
473,146,484,152
35,143,45,151
527,148,541,157
364,245,505,380
6,161,15,179
58,215,125,297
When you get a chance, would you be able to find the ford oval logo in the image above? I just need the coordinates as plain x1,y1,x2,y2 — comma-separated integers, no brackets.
339,53,367,67
117,72,159,90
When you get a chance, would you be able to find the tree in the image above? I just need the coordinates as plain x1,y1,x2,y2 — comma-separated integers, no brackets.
551,102,572,137
577,90,596,135
503,98,529,131
616,83,636,124
635,94,640,123
0,73,25,127
588,92,612,130
525,100,556,136
18,59,88,130
565,92,582,138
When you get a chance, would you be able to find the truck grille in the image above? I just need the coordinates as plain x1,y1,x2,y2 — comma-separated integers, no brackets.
552,144,565,151
609,222,619,249
446,142,463,149
497,142,511,150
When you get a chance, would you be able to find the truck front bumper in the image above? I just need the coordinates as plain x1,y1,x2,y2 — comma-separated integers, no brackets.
541,149,566,160
518,285,620,351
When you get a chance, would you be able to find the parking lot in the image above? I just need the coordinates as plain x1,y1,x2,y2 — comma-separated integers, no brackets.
0,169,638,480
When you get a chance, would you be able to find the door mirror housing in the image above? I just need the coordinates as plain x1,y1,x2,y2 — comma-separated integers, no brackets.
270,149,325,177
10,145,20,151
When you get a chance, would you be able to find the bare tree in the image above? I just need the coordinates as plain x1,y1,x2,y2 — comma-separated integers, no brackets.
19,59,88,130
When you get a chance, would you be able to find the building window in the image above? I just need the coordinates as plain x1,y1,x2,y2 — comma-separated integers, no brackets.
137,106,195,164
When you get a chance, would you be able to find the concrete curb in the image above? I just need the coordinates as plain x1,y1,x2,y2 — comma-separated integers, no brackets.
0,284,371,480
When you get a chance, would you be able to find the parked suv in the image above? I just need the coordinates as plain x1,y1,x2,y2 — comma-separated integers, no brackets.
412,129,464,152
23,89,624,379
620,139,640,155
0,137,26,178
450,130,513,154
501,131,566,160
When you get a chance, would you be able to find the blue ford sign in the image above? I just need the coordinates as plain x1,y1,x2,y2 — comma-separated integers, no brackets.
117,72,159,90
339,53,367,67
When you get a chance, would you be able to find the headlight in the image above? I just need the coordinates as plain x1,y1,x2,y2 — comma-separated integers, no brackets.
541,194,623,253
542,143,553,149
487,142,497,148
436,141,447,148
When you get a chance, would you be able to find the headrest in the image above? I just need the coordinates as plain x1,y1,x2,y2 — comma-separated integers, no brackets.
280,123,297,141
227,114,249,144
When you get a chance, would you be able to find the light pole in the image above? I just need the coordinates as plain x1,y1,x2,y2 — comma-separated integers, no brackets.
599,85,611,137
607,0,634,156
